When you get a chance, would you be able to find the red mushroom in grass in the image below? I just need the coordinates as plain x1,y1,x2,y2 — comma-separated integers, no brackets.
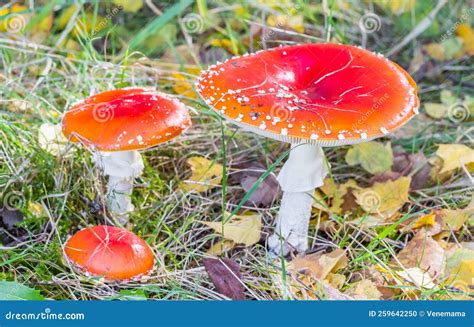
196,44,419,255
62,88,191,223
64,225,154,280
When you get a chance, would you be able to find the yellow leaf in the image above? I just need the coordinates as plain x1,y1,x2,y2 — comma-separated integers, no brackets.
172,66,201,99
112,0,143,13
446,248,474,295
345,279,382,299
288,248,348,280
199,212,261,246
439,209,469,232
424,43,445,61
57,5,106,38
375,0,415,15
326,273,346,289
209,38,238,55
345,142,393,174
424,103,447,119
28,202,47,218
267,14,304,33
436,144,474,173
207,240,236,256
412,213,437,229
0,4,29,33
179,156,223,193
456,23,474,56
354,177,411,216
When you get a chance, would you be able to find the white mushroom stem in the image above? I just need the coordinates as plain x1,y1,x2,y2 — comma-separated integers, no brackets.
93,151,144,224
268,143,329,256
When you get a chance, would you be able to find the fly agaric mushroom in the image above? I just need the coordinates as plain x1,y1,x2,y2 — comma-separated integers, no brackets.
65,225,154,280
196,44,419,255
62,88,191,223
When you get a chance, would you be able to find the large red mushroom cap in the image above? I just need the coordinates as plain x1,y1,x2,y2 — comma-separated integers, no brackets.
62,88,191,151
196,43,419,146
64,225,154,280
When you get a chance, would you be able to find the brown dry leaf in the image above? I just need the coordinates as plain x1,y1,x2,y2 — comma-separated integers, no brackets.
203,258,245,300
207,240,236,256
288,249,347,280
345,279,382,300
179,156,223,193
232,161,280,208
395,231,446,278
436,144,474,174
199,212,261,247
354,176,411,217
406,212,443,236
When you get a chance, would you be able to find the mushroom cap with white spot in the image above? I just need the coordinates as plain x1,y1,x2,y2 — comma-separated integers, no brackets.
62,88,191,151
196,43,419,147
64,225,154,280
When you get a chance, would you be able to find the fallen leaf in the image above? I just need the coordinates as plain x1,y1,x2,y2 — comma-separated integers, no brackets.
326,273,346,289
207,240,236,256
203,258,245,300
396,267,436,289
232,161,280,208
179,156,223,193
456,23,474,55
392,151,431,190
38,123,68,156
267,14,304,33
354,176,411,216
412,213,437,229
345,279,382,300
395,231,446,278
446,248,474,295
424,102,447,119
112,0,143,13
288,248,348,280
199,211,261,246
436,144,474,173
439,209,469,232
171,66,201,99
345,142,393,175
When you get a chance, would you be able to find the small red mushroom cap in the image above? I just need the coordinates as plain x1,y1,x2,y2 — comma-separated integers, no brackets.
62,88,191,151
64,225,154,280
196,43,419,146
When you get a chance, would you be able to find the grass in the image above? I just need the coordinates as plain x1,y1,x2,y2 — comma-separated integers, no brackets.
0,0,473,300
